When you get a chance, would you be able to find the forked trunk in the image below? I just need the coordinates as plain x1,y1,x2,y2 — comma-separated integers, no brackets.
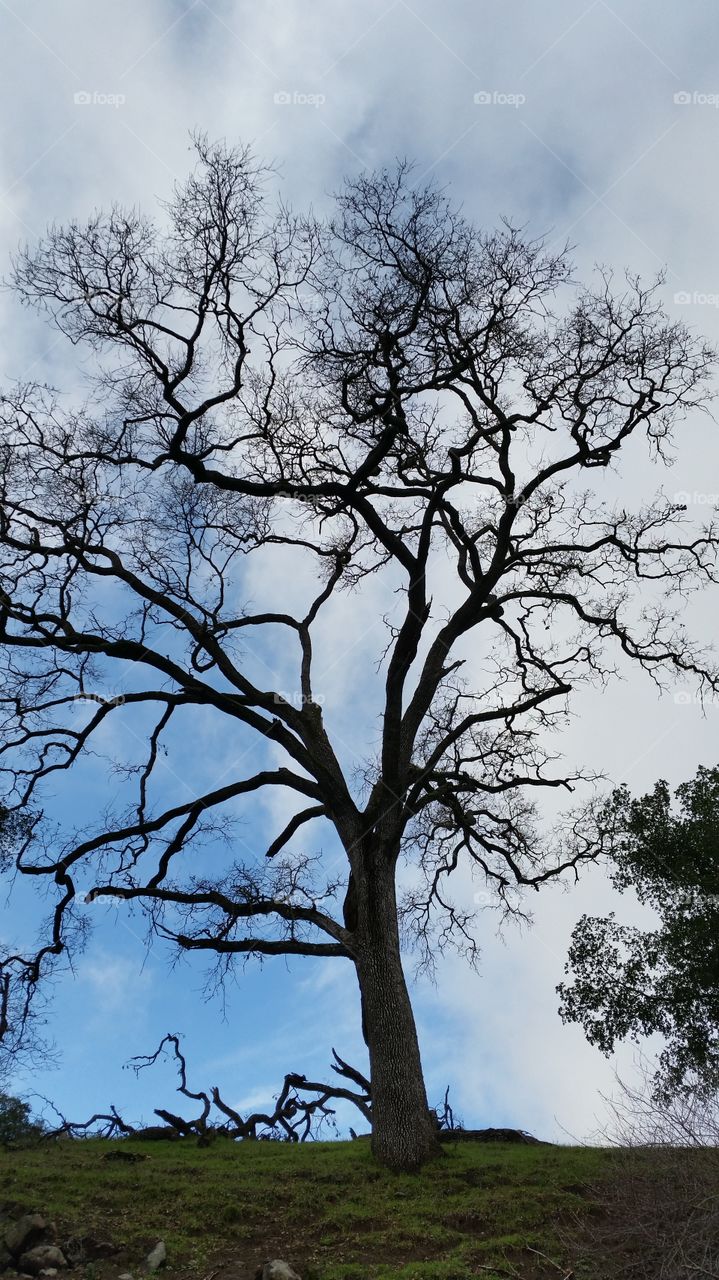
353,855,443,1171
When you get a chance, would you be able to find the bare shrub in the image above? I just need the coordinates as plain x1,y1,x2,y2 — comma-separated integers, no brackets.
570,1063,719,1280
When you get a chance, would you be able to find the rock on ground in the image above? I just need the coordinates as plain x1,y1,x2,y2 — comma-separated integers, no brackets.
5,1217,51,1259
16,1247,67,1276
145,1241,166,1273
257,1263,302,1280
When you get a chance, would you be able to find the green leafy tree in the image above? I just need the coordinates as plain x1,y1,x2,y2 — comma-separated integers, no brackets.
559,766,719,1099
0,1091,42,1144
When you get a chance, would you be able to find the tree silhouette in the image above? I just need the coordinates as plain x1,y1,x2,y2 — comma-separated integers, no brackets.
0,138,717,1168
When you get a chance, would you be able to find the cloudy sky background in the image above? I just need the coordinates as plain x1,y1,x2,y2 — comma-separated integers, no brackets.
2,0,719,1140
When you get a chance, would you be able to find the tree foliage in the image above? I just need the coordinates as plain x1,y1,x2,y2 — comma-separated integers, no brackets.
0,1091,43,1144
559,765,719,1099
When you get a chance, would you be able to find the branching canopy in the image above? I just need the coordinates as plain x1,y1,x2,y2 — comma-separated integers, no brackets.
1,137,717,1048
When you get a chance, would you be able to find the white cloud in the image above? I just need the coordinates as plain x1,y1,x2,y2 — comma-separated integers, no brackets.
80,949,153,1011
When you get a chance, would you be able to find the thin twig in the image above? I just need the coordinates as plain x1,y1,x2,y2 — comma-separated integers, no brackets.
525,1245,574,1277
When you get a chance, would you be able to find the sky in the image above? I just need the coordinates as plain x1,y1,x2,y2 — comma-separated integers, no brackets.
2,0,719,1143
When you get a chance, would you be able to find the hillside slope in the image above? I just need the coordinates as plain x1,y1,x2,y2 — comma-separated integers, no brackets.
2,1137,612,1279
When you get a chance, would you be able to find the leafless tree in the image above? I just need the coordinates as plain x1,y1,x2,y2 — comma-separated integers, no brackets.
0,137,717,1169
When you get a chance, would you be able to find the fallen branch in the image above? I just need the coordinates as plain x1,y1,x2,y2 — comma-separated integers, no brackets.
125,1033,372,1143
36,1034,492,1147
36,1095,135,1139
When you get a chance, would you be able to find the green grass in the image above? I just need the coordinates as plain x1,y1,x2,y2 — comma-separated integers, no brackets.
1,1136,611,1279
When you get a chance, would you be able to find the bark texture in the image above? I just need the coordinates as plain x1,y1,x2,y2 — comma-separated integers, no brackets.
354,853,442,1170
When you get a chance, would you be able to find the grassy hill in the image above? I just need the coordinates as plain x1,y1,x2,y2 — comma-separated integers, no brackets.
1,1136,614,1280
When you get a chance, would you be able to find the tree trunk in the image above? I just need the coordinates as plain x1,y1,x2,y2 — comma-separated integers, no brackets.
353,855,443,1171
